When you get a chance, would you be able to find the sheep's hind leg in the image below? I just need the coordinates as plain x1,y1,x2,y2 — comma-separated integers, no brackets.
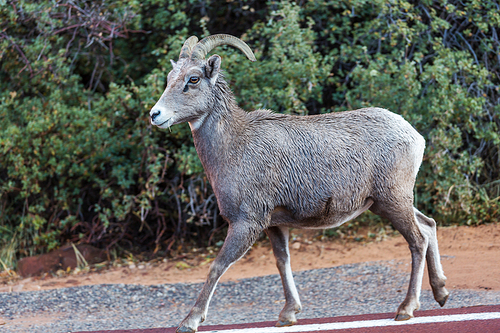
266,226,302,327
176,222,260,333
371,201,428,321
414,208,449,307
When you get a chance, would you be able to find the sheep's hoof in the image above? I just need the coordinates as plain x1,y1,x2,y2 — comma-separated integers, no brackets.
437,291,449,307
176,326,196,333
395,313,412,321
276,319,297,327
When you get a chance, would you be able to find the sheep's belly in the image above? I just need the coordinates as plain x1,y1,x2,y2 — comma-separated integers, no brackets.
270,198,374,229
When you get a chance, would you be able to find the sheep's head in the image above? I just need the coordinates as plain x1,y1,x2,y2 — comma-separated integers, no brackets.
149,34,256,130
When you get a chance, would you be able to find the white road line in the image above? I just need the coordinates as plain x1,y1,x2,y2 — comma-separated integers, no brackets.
204,312,500,333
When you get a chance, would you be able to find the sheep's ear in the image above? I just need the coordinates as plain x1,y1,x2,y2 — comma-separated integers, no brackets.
170,59,176,67
206,54,221,84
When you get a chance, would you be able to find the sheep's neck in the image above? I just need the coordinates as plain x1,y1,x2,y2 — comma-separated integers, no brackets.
191,82,248,184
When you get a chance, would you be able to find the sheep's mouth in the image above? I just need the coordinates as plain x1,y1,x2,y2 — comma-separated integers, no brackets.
158,118,174,128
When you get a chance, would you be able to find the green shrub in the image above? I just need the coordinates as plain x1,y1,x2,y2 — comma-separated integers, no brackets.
303,0,500,224
0,0,498,269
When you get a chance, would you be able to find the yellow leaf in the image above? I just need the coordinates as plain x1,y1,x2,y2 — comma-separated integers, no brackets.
175,261,191,270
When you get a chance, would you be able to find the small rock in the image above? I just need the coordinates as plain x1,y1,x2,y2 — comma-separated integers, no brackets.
17,244,106,277
292,242,301,250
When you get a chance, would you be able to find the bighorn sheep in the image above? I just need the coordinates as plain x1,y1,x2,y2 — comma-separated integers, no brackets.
150,34,449,333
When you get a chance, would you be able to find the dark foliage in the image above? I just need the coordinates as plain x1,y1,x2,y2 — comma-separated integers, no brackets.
1,0,498,268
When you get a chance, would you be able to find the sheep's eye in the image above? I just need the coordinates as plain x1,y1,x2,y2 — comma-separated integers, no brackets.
189,77,200,84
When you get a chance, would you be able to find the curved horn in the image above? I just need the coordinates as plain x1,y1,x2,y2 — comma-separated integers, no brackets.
179,36,199,59
190,34,256,62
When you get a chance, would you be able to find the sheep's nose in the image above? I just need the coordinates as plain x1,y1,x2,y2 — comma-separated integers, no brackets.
151,110,161,122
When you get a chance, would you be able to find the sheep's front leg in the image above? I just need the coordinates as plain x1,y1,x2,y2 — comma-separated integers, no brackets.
176,223,260,333
265,226,302,327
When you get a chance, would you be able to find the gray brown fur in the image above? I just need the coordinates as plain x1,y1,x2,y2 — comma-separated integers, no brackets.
150,34,449,333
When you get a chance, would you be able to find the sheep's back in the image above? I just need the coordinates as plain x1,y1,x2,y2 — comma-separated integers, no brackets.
230,107,424,220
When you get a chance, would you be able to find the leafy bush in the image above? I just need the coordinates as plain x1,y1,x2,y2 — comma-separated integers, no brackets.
1,0,498,269
0,0,198,266
303,0,500,224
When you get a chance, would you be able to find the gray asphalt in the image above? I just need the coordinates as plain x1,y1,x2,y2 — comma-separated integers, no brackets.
1,260,499,332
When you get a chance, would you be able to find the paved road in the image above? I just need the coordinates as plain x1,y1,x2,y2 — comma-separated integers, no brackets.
76,305,500,333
